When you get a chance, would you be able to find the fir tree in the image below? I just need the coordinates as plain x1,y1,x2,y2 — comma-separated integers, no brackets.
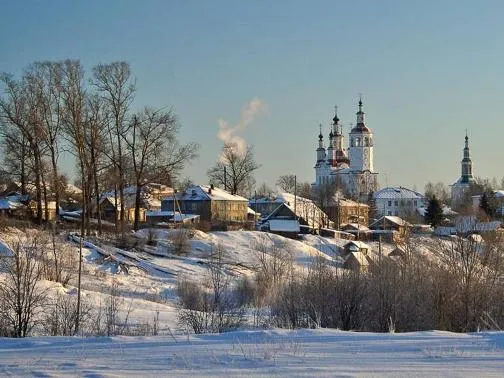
424,196,443,227
479,191,495,218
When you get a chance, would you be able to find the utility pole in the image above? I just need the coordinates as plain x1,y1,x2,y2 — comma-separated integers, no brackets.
294,175,297,220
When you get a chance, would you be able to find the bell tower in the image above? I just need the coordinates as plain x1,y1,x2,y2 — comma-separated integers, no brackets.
349,97,374,172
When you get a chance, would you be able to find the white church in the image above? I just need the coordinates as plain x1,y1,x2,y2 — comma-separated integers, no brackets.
313,99,379,201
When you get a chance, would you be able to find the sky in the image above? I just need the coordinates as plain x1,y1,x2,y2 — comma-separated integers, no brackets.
1,0,504,192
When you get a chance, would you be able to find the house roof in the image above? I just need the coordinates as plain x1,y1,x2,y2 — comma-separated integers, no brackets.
341,223,370,231
373,187,424,200
164,185,248,202
0,198,26,210
370,216,410,228
0,239,14,258
344,240,370,250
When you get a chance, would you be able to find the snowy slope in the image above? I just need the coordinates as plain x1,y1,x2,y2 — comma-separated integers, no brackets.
0,329,503,377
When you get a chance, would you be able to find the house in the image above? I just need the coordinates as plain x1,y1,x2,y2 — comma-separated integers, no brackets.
370,215,411,237
0,198,28,218
161,185,249,223
96,183,169,223
342,240,371,258
258,203,301,237
250,192,332,230
248,197,284,219
344,252,370,272
373,187,425,221
326,198,369,229
29,200,59,221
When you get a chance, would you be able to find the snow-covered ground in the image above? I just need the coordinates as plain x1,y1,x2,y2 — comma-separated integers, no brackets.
0,329,503,377
1,227,502,376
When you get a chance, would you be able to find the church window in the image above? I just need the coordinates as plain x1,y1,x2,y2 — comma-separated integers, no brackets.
356,138,361,146
350,138,354,147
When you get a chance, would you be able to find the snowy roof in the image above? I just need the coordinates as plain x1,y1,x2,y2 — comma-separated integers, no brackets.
337,198,369,207
0,239,14,257
276,192,331,229
0,198,25,210
341,223,370,231
370,216,410,228
345,240,370,250
268,219,300,233
373,187,424,200
247,207,260,215
164,185,248,202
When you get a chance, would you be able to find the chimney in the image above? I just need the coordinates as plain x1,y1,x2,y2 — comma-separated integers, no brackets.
211,184,215,190
208,187,212,194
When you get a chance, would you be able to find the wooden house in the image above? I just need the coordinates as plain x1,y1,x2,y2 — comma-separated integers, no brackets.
344,252,370,272
370,216,411,237
161,185,249,223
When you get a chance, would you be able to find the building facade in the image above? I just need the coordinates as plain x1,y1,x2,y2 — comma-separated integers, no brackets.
373,186,425,220
313,99,379,201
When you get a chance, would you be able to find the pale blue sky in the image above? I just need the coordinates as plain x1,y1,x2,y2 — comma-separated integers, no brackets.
1,0,504,191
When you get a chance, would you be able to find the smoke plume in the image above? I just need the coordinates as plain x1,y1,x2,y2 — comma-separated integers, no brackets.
217,97,267,157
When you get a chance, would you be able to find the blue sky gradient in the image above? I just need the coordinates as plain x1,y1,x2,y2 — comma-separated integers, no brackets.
1,0,504,191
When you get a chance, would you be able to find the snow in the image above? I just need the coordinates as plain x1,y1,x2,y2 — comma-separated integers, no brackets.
165,185,249,202
1,227,503,376
0,329,503,376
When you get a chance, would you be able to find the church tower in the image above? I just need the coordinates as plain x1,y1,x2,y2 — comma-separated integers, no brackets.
332,106,349,167
349,98,374,172
460,132,474,183
451,132,475,204
315,124,326,168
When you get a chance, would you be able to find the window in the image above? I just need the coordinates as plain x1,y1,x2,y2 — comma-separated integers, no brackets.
388,200,392,207
191,203,197,211
394,211,398,216
387,211,392,216
394,201,398,206
414,200,417,206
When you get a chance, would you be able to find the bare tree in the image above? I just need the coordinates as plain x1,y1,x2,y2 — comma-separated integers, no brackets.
276,174,297,193
126,107,198,230
0,72,45,223
92,62,135,231
26,62,64,220
207,142,260,196
60,59,87,334
0,238,47,337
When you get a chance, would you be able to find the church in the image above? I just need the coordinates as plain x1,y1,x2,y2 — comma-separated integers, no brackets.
313,99,379,201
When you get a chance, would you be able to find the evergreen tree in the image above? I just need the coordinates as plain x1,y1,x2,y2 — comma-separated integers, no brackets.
479,191,495,218
424,196,443,227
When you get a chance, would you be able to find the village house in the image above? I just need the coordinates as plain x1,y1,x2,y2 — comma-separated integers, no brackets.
326,198,369,228
343,252,371,272
370,215,411,238
373,187,425,222
341,240,371,258
96,183,167,223
161,185,249,223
